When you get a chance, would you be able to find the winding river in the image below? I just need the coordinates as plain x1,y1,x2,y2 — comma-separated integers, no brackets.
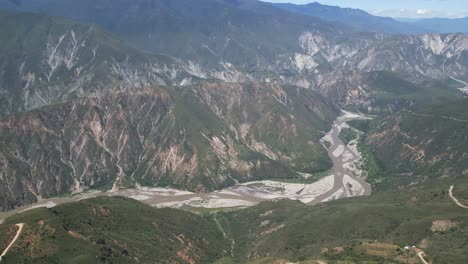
0,111,372,223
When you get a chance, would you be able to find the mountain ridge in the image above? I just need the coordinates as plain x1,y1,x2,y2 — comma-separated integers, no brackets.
2,0,468,111
0,9,208,117
0,82,337,211
366,98,468,190
272,1,430,34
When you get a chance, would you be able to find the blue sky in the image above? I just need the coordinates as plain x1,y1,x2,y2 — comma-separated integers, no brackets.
264,0,468,18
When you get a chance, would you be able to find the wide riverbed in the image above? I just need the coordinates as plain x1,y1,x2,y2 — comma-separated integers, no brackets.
0,111,372,223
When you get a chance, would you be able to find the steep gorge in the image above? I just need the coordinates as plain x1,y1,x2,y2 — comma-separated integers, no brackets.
0,83,337,211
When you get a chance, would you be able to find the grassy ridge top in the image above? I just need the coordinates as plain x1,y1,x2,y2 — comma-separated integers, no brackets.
2,179,468,263
1,196,229,264
217,178,468,263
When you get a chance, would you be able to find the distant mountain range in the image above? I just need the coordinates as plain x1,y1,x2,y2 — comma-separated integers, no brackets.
273,2,468,34
401,17,468,34
272,2,427,34
1,0,468,107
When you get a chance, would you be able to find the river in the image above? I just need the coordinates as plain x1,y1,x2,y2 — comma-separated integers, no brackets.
0,111,372,223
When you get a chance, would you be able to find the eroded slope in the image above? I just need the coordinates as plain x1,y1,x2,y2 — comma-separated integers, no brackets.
0,83,337,211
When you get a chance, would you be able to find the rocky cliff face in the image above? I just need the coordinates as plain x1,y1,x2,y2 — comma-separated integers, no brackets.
2,1,468,111
286,32,468,104
0,2,467,211
0,11,245,117
0,83,336,210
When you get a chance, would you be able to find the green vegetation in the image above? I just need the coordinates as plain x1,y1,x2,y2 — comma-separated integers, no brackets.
452,185,468,207
2,178,468,263
347,119,372,133
337,122,388,190
361,71,458,114
366,98,468,189
0,224,16,252
216,178,468,264
268,169,334,184
357,138,384,186
339,127,357,145
1,197,229,264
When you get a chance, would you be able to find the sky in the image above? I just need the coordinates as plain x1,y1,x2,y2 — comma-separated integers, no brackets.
264,0,468,18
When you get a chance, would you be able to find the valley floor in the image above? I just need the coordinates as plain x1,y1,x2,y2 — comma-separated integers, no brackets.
0,111,373,222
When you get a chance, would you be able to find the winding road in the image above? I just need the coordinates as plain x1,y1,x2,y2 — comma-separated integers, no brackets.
449,185,468,209
214,216,235,257
411,185,468,264
0,223,24,262
417,251,429,264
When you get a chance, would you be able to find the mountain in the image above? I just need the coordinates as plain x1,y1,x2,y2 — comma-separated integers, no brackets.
275,2,468,35
346,71,459,113
0,10,218,117
0,3,466,211
272,2,428,34
0,0,466,211
0,3,468,264
402,17,468,34
366,99,468,190
0,0,343,67
216,179,468,263
2,0,468,111
0,82,337,211
0,7,344,212
1,196,230,263
2,179,468,263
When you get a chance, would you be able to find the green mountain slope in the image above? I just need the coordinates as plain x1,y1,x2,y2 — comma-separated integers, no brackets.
347,71,460,113
0,196,229,263
217,179,468,264
2,179,468,263
0,82,337,211
365,99,468,189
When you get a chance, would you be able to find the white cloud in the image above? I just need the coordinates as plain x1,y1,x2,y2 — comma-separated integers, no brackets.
416,9,433,15
370,7,466,18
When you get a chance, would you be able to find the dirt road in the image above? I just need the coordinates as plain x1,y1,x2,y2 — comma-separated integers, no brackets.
214,216,235,257
449,185,468,209
417,251,429,264
0,223,24,262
